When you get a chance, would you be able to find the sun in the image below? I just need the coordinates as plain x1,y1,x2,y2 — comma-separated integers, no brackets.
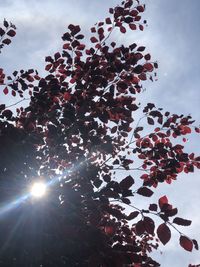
31,182,47,198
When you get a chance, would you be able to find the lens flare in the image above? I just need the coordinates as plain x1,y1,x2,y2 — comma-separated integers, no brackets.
31,182,46,198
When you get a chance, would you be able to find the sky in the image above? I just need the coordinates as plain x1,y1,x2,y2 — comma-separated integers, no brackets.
0,1,200,266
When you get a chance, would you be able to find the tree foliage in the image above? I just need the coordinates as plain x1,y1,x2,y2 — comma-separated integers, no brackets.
0,1,200,266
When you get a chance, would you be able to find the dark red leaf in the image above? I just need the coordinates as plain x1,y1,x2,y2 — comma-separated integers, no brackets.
134,65,143,74
0,104,5,112
129,43,137,51
157,223,171,245
120,26,126,33
135,16,141,22
165,208,178,217
135,220,145,235
159,195,168,209
139,24,144,31
127,211,139,220
144,53,151,60
7,29,16,37
173,217,192,226
144,216,155,235
3,87,8,95
137,46,145,52
129,24,137,30
111,126,117,133
109,8,113,14
0,27,5,36
76,34,84,39
121,197,131,204
3,19,9,28
90,36,98,43
147,117,154,125
2,38,11,45
130,10,138,17
105,17,112,24
2,109,13,119
137,5,145,12
149,204,157,211
90,27,96,33
120,175,134,190
45,64,52,71
64,92,71,101
105,226,115,235
11,90,16,97
144,63,153,72
180,236,193,252
137,187,154,197
138,73,146,81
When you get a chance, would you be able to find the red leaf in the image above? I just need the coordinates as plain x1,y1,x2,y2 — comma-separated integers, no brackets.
137,187,154,197
76,34,84,39
195,127,200,133
3,19,9,28
0,27,5,36
184,126,191,134
135,220,145,235
111,126,117,133
7,29,16,37
105,226,115,235
147,117,154,125
64,92,71,101
77,44,85,50
157,223,171,245
2,38,11,45
90,36,98,43
11,90,16,97
109,8,114,14
180,236,193,252
173,217,192,226
134,65,143,74
120,26,126,33
138,73,146,81
105,17,112,24
121,197,131,204
120,175,134,190
130,10,138,17
137,46,145,52
127,211,139,220
139,24,144,31
129,24,137,30
45,64,52,71
63,43,70,50
0,104,5,111
3,87,8,95
149,204,157,211
90,27,96,33
137,5,145,12
144,216,155,235
159,195,168,209
144,54,151,61
2,109,13,119
144,63,153,72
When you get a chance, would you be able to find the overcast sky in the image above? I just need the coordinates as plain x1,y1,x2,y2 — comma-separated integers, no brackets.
0,1,200,266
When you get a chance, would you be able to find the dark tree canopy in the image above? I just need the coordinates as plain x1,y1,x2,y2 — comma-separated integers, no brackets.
0,1,200,266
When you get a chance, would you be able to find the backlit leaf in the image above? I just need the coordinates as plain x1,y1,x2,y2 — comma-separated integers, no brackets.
157,223,171,245
180,236,193,252
137,187,154,197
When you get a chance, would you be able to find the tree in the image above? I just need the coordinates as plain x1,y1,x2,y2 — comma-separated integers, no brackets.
0,0,199,266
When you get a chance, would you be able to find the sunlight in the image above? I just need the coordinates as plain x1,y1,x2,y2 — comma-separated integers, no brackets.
31,182,46,198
